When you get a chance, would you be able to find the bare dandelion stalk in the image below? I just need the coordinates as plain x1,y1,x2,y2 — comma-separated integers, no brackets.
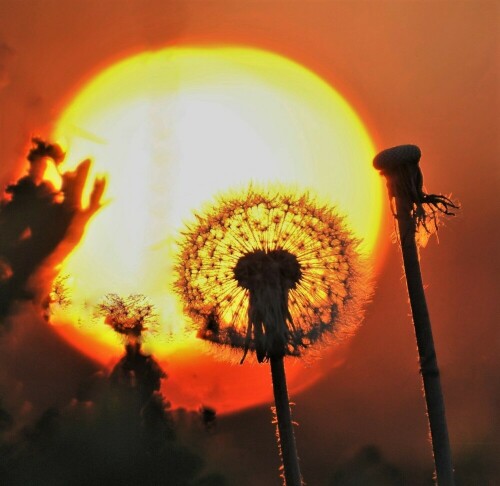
373,145,457,486
175,187,369,486
270,355,301,486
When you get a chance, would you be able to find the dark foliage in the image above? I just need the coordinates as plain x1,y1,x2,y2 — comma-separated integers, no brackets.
0,345,227,486
330,446,404,486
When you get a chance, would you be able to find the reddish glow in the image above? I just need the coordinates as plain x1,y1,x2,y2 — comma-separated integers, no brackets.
55,319,346,412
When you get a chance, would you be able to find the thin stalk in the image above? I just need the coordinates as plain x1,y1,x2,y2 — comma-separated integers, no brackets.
270,356,302,486
395,196,454,486
374,144,456,485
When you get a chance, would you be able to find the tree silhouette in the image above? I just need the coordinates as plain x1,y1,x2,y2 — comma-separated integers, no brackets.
175,187,369,486
0,137,105,322
373,145,458,485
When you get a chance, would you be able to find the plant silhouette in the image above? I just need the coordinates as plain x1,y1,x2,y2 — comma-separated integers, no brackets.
175,187,369,486
373,144,458,486
1,352,228,486
0,137,105,323
95,294,166,420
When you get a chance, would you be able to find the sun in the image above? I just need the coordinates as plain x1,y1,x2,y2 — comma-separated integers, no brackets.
50,46,383,413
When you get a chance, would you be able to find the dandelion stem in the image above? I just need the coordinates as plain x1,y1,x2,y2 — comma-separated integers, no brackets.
395,196,454,486
374,145,455,485
270,355,302,486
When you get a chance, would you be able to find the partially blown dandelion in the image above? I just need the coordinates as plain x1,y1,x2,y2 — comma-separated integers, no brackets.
95,293,157,344
175,187,369,486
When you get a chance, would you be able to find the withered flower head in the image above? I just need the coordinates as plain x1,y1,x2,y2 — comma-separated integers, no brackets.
175,187,369,363
373,144,459,240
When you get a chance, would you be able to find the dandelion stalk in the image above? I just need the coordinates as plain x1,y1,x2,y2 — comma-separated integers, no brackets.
373,145,457,486
175,187,369,486
270,355,301,486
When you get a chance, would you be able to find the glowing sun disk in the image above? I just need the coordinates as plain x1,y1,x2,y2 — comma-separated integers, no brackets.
50,46,382,411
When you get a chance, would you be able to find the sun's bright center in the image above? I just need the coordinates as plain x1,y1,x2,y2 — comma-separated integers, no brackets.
50,46,382,411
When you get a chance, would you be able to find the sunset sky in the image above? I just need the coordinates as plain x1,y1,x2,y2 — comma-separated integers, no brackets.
0,1,498,484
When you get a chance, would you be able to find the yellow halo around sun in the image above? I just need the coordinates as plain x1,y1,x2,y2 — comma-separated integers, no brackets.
50,46,382,410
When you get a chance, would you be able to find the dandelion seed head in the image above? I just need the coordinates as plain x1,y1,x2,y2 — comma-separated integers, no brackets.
175,187,369,362
94,294,158,343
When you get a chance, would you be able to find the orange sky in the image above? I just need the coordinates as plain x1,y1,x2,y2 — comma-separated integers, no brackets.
0,1,498,484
